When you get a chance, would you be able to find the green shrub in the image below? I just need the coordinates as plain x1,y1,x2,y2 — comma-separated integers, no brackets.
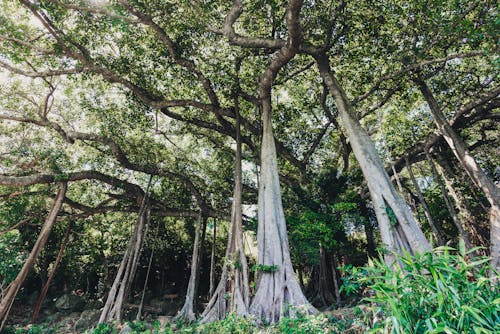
90,323,117,334
193,314,255,334
358,245,499,333
0,231,26,292
278,314,333,334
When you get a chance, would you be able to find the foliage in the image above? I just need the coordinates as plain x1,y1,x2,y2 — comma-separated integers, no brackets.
278,313,346,334
0,324,55,334
173,312,366,333
339,264,370,297
89,323,117,334
0,231,26,294
192,314,255,334
356,247,500,333
250,264,279,273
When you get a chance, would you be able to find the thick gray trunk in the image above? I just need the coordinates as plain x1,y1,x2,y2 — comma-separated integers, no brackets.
315,54,430,263
0,183,67,332
249,108,315,322
249,0,315,323
416,77,500,272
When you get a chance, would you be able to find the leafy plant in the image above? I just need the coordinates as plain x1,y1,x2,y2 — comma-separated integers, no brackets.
188,314,255,334
89,323,117,334
0,231,26,297
357,246,499,333
251,264,279,273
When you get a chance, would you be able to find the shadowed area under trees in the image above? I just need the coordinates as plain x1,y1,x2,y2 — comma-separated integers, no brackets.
0,0,498,333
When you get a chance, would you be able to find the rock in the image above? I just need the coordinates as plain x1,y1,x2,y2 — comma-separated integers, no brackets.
85,299,104,310
55,294,85,313
74,309,101,331
26,291,39,305
119,323,133,334
44,312,62,324
157,315,172,328
149,297,167,312
57,313,80,332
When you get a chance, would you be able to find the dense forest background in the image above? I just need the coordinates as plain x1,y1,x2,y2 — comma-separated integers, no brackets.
0,0,498,333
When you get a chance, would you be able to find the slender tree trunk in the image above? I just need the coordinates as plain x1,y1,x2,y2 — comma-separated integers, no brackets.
201,101,250,322
406,159,444,246
298,267,305,292
209,220,217,298
315,54,430,264
0,183,67,332
435,152,487,248
415,77,500,272
426,151,473,249
330,250,341,306
174,213,204,322
99,181,151,323
136,247,154,320
391,164,405,194
194,217,208,310
31,220,73,322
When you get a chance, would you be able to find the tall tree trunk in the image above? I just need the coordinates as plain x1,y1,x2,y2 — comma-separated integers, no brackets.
31,220,73,322
249,0,316,323
426,151,473,249
415,77,500,272
174,213,204,322
315,54,430,264
0,182,67,332
201,102,250,322
406,159,444,246
209,220,217,298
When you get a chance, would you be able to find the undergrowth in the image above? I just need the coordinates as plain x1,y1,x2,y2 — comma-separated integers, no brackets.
343,244,500,333
4,246,497,334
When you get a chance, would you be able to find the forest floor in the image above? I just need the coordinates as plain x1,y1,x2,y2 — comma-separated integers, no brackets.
3,297,371,333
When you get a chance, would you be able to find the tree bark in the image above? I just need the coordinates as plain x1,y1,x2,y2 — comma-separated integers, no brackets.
406,159,444,246
31,220,73,322
248,0,316,323
0,182,67,332
99,183,151,323
174,213,203,322
415,77,500,272
194,217,208,310
426,151,473,249
436,152,489,248
201,101,250,322
330,250,341,307
315,54,430,264
209,220,217,298
308,247,340,308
